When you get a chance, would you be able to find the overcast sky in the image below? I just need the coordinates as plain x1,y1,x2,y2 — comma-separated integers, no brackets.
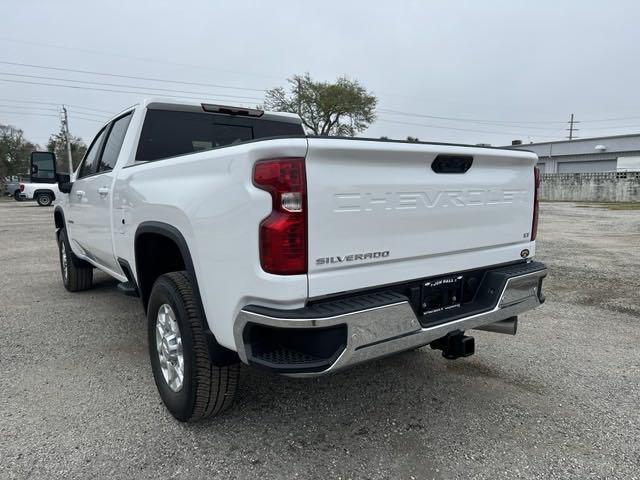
1,0,640,147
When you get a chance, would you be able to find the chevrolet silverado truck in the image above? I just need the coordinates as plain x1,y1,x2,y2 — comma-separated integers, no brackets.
37,98,547,422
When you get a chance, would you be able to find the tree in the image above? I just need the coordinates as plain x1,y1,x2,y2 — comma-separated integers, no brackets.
264,73,377,136
0,124,36,181
47,126,87,173
406,136,420,142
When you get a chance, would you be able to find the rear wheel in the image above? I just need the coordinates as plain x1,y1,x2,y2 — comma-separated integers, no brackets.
148,271,239,422
57,228,93,291
13,191,23,202
36,192,53,206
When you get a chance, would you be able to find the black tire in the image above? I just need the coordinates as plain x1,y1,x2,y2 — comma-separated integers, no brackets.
36,193,53,207
148,272,239,422
57,228,93,292
13,191,23,202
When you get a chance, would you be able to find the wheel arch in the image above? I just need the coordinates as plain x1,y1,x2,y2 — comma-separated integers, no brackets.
34,189,56,200
134,221,238,367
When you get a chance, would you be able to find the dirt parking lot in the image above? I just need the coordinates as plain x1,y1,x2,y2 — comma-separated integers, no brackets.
1,200,639,479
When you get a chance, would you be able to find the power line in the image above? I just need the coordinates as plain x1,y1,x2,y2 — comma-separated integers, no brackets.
0,103,59,113
0,110,58,118
0,98,116,114
67,111,108,121
72,117,104,123
378,108,566,126
0,71,264,102
5,59,640,129
0,36,282,81
3,78,636,138
580,115,640,123
63,104,114,114
576,123,640,130
0,60,267,93
0,77,262,104
0,109,103,125
378,109,640,129
376,117,560,138
0,103,107,122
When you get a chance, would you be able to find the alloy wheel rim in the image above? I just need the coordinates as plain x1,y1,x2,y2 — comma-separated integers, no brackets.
60,242,68,281
155,304,184,392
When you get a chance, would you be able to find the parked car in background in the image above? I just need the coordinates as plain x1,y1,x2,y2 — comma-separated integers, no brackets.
3,176,24,199
3,181,20,198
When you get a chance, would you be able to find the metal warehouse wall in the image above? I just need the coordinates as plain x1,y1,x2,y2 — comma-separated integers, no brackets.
509,134,640,174
535,151,640,173
557,160,617,173
511,134,640,157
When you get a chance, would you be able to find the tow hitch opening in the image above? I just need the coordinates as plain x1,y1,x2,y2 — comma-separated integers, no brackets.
430,330,475,360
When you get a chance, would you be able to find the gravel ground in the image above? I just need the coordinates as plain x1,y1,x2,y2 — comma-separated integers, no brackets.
1,200,639,480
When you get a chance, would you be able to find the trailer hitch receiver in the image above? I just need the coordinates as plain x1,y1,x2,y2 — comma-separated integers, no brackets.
430,330,475,359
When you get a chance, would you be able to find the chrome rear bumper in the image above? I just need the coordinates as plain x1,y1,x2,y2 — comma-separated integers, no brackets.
234,265,546,377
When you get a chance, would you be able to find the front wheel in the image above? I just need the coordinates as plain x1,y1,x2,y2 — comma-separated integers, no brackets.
148,272,239,422
36,193,53,206
57,228,93,291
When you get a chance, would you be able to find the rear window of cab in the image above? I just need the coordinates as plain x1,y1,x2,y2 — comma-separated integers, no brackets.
135,109,304,161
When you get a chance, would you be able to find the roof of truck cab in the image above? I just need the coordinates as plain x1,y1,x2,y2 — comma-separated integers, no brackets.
139,97,302,124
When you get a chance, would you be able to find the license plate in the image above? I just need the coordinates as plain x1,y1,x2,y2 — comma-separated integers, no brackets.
421,275,464,316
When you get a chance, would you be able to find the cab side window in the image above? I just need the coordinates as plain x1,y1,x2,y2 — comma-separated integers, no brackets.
98,113,133,172
77,128,107,179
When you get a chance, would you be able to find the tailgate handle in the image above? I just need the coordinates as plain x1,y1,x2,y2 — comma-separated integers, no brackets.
431,155,473,174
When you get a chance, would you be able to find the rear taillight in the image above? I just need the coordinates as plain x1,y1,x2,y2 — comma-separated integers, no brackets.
531,166,541,241
19,184,25,192
253,158,307,275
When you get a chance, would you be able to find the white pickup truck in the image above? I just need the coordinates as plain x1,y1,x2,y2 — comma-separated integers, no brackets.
15,153,61,206
38,98,547,422
15,181,60,206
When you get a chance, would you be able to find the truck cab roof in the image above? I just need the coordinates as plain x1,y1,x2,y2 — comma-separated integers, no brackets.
120,98,304,124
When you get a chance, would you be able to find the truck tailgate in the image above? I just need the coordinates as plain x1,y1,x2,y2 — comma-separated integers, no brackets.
305,138,538,298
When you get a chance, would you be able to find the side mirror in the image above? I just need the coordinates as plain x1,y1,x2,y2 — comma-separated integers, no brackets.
30,151,57,183
30,151,73,194
56,173,73,194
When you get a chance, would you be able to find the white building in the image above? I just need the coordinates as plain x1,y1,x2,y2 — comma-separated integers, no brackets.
506,133,640,173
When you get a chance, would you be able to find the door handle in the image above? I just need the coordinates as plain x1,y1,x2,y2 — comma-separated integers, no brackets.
76,190,85,199
98,187,109,197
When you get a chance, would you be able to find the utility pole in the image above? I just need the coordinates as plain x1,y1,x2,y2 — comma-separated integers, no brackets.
566,113,579,140
61,106,74,177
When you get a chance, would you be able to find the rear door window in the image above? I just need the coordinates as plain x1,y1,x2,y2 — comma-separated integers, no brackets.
135,109,304,161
